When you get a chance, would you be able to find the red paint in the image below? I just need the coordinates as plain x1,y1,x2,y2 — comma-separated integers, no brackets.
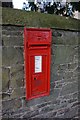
24,27,52,100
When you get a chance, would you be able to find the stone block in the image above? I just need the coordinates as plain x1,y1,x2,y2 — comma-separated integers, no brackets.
51,45,78,64
60,99,68,108
51,63,67,76
73,92,78,100
32,110,57,118
63,76,78,83
22,109,39,118
0,37,2,46
2,30,23,36
5,107,30,118
67,62,78,71
2,98,22,116
63,106,78,118
39,105,53,114
52,30,79,45
48,88,61,101
36,101,51,108
2,47,24,66
63,70,78,80
21,88,60,108
68,98,78,105
0,93,2,100
9,112,24,118
2,67,10,92
2,92,10,101
78,33,80,44
77,66,80,73
50,72,63,82
22,96,46,108
10,65,24,88
0,68,2,92
10,87,25,99
2,36,23,46
0,46,2,67
60,81,78,96
0,25,2,45
53,80,63,89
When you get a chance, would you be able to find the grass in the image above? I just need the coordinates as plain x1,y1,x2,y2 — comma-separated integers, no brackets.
2,7,80,30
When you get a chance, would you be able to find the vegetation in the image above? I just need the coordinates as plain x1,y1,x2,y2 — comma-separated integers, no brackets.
2,7,80,30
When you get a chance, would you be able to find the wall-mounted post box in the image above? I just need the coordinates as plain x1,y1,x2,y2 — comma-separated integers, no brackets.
24,27,52,100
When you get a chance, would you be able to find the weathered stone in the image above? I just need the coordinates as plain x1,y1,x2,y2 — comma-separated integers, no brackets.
63,76,78,83
9,113,24,118
67,62,78,71
77,66,80,73
23,109,39,118
50,82,55,89
51,45,78,64
0,93,2,101
2,98,22,115
21,96,46,108
10,65,24,88
36,102,51,110
2,92,10,101
51,64,61,74
49,88,61,101
2,26,23,31
38,105,54,114
21,88,60,108
59,94,73,102
0,46,2,67
2,47,24,66
2,67,10,92
63,70,78,80
54,81,63,88
2,36,23,46
2,30,23,36
56,108,66,117
60,99,68,108
51,63,67,76
11,107,30,117
0,37,2,46
60,81,78,96
0,68,2,92
63,106,78,118
52,30,79,45
50,63,65,82
73,92,78,100
52,30,62,37
78,77,80,92
32,110,57,118
10,87,25,99
51,73,63,82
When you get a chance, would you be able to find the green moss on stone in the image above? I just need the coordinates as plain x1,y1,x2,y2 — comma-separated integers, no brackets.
2,7,80,30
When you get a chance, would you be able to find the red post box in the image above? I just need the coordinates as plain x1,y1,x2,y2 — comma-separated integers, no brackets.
24,27,52,100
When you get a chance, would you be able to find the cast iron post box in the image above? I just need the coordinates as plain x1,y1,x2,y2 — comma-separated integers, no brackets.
24,27,52,100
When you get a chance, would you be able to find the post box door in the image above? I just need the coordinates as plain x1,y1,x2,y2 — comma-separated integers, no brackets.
30,55,47,96
27,48,50,99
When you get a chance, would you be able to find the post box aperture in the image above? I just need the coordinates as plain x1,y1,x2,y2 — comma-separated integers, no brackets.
24,28,52,100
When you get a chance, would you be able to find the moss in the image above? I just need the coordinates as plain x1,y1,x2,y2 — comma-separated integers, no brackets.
2,7,80,30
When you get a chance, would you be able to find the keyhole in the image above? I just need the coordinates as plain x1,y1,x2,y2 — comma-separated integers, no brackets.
34,77,36,80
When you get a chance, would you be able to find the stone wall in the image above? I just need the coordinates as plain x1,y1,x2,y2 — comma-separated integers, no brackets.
1,25,80,119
